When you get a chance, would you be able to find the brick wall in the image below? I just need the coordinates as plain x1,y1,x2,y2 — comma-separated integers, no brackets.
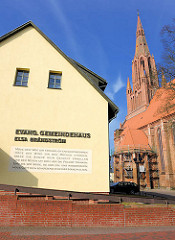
0,195,174,227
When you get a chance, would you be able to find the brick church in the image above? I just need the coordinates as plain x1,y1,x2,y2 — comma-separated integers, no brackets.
113,14,175,189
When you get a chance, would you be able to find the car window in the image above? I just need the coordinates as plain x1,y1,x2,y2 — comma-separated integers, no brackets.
118,182,123,186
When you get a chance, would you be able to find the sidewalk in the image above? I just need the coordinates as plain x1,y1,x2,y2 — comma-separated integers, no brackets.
142,188,175,197
0,226,175,235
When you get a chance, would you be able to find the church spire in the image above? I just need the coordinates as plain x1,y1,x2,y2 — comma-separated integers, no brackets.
127,77,132,90
126,13,159,120
135,14,150,58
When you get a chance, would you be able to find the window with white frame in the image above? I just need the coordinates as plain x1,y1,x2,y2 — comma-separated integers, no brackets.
48,72,62,89
15,69,29,86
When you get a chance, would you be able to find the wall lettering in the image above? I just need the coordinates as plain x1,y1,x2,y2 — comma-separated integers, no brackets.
14,129,91,144
9,147,92,174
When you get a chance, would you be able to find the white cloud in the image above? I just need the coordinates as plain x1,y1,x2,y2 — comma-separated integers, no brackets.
105,75,125,100
113,75,125,94
49,0,81,59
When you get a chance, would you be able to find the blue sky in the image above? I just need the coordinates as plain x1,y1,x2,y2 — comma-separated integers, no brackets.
0,0,174,150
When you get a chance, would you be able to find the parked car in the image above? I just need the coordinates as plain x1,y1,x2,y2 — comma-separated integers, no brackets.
110,181,140,194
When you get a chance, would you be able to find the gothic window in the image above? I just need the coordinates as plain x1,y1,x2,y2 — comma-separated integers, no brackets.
133,96,135,110
134,62,137,82
148,57,153,84
140,59,145,69
157,128,165,172
172,124,175,144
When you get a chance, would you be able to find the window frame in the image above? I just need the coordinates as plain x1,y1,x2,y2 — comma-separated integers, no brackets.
48,71,62,89
14,68,30,87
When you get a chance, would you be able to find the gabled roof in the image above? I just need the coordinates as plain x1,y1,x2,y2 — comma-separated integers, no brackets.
70,59,107,91
0,21,118,122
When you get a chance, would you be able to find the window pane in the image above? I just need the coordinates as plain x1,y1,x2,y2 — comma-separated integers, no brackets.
22,82,28,86
23,72,29,77
55,75,61,80
15,82,21,86
49,83,54,88
23,77,28,82
16,80,21,85
50,74,55,79
50,79,55,83
56,79,61,84
17,71,23,77
17,76,22,81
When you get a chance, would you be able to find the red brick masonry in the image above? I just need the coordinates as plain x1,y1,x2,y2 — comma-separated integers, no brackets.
0,195,174,227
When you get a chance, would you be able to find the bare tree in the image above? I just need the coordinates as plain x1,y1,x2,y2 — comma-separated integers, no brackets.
157,18,175,90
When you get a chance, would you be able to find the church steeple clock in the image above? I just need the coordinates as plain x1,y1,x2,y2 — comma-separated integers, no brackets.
126,13,159,120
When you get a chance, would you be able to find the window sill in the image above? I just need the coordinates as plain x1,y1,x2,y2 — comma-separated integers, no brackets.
47,87,62,90
13,85,28,87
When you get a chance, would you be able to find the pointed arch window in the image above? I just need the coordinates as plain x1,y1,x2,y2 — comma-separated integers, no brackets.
140,59,145,69
172,124,175,144
157,128,165,172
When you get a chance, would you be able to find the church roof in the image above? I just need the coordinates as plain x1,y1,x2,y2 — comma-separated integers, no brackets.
124,80,175,129
116,80,175,153
0,21,118,122
117,128,152,153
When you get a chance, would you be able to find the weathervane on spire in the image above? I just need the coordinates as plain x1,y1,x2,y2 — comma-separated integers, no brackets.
137,9,139,16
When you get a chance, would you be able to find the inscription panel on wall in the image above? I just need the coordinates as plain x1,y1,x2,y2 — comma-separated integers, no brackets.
9,147,92,174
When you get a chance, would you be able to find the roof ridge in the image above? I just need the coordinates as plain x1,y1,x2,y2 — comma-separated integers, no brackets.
70,58,107,84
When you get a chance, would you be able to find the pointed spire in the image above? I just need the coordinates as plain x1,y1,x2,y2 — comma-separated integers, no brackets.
135,13,150,58
127,77,132,90
136,14,144,37
161,71,167,87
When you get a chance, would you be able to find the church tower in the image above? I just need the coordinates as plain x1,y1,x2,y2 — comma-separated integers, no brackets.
126,13,159,119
